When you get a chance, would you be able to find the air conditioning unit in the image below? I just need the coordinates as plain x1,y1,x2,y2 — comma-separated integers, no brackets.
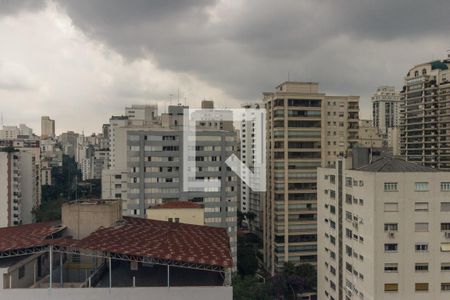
388,231,395,238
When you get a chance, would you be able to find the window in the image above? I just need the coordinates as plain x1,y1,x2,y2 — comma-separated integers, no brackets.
442,283,450,291
415,263,429,271
384,223,398,231
384,263,398,272
384,182,398,191
18,266,25,279
384,202,398,212
175,218,180,223
384,283,398,292
415,243,428,252
359,180,364,187
415,283,428,292
442,263,450,271
441,202,450,212
415,182,429,191
441,223,450,231
385,243,398,252
441,243,450,252
441,182,450,191
415,223,429,232
415,202,429,212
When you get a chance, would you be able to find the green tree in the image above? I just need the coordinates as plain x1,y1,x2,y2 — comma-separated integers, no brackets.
232,275,270,300
237,236,258,276
246,211,256,232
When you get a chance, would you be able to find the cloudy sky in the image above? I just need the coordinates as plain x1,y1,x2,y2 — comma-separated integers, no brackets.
0,0,449,134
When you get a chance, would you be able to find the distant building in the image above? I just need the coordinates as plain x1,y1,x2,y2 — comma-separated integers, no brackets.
318,155,450,300
147,201,204,225
372,86,400,135
400,56,450,169
0,149,39,227
58,131,79,158
41,116,55,139
240,102,264,236
0,124,34,140
358,119,383,148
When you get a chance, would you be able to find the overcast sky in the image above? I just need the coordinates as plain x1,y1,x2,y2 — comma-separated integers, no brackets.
0,0,449,135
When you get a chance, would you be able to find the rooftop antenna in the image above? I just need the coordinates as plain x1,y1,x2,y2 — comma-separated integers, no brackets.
0,112,3,128
288,71,290,82
177,88,180,105
169,94,174,106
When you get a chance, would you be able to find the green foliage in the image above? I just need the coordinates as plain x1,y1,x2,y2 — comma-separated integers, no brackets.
232,275,270,300
34,155,99,222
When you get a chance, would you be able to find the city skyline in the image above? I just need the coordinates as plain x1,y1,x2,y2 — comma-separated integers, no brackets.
1,1,449,133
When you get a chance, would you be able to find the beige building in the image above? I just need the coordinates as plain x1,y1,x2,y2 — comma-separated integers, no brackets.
400,56,450,169
41,116,55,139
318,156,450,300
147,201,204,225
358,119,383,148
263,81,359,274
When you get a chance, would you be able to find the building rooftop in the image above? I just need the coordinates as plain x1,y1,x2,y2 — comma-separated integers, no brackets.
53,217,232,268
0,221,64,252
150,201,202,209
356,156,438,172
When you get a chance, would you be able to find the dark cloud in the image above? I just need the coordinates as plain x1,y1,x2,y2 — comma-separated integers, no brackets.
0,0,46,15
2,0,450,116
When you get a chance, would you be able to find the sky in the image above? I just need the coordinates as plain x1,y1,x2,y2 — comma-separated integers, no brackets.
0,0,449,135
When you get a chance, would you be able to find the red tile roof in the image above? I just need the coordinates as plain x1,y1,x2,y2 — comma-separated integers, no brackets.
53,217,232,268
150,201,202,209
0,222,64,252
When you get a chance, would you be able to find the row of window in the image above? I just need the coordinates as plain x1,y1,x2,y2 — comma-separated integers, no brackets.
384,201,450,212
384,242,450,252
385,262,450,272
384,222,450,232
385,282,450,292
384,181,450,192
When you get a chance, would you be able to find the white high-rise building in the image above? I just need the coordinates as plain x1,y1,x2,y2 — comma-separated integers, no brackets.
372,86,400,136
0,150,39,227
0,124,34,140
240,102,265,236
318,155,450,300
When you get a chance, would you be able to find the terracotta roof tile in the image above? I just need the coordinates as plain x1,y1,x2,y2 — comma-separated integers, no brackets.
150,201,202,209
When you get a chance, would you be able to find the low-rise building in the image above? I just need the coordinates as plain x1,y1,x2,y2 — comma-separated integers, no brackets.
147,201,204,225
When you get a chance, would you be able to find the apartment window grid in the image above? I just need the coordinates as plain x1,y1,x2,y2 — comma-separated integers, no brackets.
441,182,450,191
384,182,398,192
415,182,429,191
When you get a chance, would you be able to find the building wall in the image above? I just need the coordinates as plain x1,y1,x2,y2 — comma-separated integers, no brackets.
318,163,450,300
263,82,359,274
61,200,122,239
146,208,204,225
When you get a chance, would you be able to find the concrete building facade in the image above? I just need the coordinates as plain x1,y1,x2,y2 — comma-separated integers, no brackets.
400,57,450,169
41,116,55,139
263,81,359,274
318,156,450,300
372,86,400,136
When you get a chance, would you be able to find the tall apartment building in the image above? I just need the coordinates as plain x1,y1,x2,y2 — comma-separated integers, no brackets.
40,116,55,139
102,103,239,261
240,102,265,236
400,56,450,169
0,149,39,227
372,86,400,135
318,155,450,300
263,81,359,274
